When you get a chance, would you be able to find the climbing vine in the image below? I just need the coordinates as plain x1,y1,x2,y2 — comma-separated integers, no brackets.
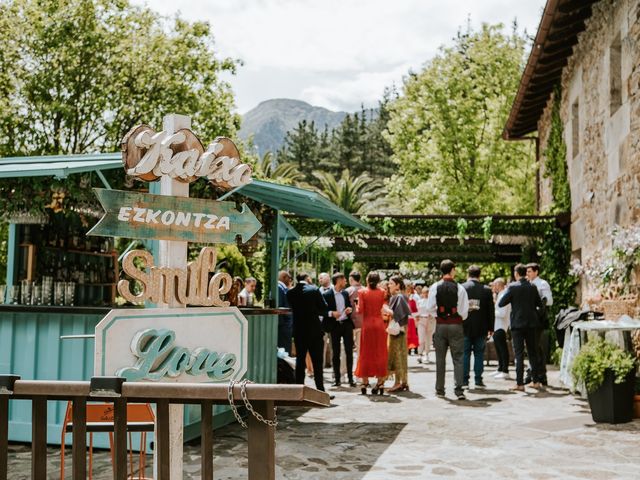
543,88,571,213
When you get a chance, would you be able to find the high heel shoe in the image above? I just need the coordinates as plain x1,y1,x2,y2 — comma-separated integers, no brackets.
360,384,370,395
378,386,384,395
402,384,410,392
387,384,403,393
371,385,379,395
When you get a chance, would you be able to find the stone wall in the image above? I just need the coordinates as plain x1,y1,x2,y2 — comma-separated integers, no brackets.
537,0,640,298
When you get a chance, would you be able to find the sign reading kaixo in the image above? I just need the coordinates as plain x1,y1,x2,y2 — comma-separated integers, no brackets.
122,125,252,187
95,307,248,383
88,188,261,244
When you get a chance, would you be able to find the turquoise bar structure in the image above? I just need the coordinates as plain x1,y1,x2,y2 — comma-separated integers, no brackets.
0,307,278,447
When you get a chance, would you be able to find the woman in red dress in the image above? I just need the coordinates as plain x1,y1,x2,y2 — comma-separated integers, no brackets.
354,271,388,395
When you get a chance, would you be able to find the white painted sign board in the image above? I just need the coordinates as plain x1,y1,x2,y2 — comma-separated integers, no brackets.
94,307,248,383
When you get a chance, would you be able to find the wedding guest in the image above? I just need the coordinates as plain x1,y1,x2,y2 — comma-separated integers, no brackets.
526,263,553,386
228,277,243,307
417,287,436,363
462,265,494,389
405,282,420,355
387,276,412,393
238,277,256,307
322,273,355,387
354,272,388,395
491,278,511,379
287,273,329,392
426,260,469,400
277,271,293,354
346,271,365,358
498,264,543,391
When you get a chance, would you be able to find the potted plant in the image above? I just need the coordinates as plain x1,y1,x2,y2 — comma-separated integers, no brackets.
571,336,637,423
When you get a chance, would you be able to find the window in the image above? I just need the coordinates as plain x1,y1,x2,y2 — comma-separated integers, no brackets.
610,34,622,114
571,99,580,158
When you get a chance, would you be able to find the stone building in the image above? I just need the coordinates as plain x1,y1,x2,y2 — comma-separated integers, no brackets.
504,0,640,301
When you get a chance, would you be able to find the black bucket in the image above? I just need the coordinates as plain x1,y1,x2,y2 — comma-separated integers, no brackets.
587,369,635,424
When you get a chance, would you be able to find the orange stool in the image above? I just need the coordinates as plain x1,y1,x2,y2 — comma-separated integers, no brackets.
60,402,155,479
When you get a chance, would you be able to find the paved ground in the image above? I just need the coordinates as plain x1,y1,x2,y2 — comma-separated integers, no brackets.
7,355,640,479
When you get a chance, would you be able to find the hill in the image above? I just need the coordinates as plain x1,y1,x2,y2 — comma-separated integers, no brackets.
238,99,347,155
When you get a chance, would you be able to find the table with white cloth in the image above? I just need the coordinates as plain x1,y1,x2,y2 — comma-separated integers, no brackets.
559,317,640,394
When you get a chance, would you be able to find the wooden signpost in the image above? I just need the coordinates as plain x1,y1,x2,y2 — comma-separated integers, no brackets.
94,307,248,383
89,114,260,479
89,188,261,244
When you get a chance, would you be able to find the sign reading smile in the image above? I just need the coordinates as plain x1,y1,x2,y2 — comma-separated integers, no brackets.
95,307,248,383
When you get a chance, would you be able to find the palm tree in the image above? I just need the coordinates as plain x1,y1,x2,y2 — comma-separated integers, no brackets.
253,152,304,185
313,169,381,214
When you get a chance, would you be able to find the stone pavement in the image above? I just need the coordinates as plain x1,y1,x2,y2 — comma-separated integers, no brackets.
7,355,640,479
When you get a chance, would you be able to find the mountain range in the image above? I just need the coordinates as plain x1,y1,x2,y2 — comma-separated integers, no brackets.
238,99,347,155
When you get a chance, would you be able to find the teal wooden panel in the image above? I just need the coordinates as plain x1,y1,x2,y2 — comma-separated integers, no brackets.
1,310,278,445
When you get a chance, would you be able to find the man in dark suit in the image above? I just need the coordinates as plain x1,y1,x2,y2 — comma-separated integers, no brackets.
322,273,355,387
286,273,329,392
498,264,544,391
462,265,494,389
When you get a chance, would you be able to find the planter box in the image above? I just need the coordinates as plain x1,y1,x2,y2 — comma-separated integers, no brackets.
587,369,635,424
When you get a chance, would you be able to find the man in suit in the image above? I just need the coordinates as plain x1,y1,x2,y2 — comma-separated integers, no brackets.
323,273,355,387
286,273,329,392
277,271,293,354
498,264,544,391
526,262,553,386
462,265,494,389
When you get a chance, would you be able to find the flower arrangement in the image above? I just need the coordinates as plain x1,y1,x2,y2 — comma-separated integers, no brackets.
571,224,640,298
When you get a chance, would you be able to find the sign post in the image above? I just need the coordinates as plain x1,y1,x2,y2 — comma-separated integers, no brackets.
91,113,258,479
157,114,190,479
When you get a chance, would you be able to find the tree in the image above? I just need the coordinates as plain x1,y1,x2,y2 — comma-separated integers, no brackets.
313,169,381,214
280,120,319,174
385,23,536,214
252,152,304,185
0,0,239,157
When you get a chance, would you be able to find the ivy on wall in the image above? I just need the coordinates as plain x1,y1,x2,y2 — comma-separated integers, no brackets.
289,215,557,238
543,88,571,213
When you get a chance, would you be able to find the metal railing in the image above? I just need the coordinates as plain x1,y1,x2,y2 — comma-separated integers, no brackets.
0,376,329,480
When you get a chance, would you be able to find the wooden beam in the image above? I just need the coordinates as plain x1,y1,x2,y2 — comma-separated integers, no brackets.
200,400,214,480
248,401,276,480
0,398,7,480
113,398,127,480
31,398,47,480
71,397,87,480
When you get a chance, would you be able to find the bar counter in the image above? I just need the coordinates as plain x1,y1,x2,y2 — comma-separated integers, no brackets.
0,304,284,445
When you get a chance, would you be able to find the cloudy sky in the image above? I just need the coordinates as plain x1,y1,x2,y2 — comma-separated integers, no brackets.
139,0,547,113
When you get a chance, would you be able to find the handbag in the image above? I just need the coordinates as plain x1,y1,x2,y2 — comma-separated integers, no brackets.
386,319,401,336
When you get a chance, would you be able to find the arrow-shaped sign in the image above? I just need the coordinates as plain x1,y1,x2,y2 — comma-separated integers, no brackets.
88,188,261,244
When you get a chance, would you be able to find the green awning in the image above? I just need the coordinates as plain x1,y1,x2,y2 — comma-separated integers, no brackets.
0,153,121,178
278,215,300,241
236,179,372,231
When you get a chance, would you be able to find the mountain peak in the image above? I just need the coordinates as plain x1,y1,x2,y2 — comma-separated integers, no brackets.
239,99,347,155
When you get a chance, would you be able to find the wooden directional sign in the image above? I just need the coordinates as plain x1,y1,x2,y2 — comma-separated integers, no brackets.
88,188,261,243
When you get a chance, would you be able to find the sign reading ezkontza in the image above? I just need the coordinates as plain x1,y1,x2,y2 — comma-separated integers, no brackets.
88,188,261,244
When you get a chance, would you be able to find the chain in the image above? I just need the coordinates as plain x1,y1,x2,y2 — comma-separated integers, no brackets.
227,379,278,428
227,380,247,428
240,380,278,428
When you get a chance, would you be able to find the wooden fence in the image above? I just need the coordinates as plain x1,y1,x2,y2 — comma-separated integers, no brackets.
0,376,329,480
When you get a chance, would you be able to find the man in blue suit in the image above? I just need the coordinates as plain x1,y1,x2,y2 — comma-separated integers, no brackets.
322,273,355,387
277,271,293,354
287,273,329,392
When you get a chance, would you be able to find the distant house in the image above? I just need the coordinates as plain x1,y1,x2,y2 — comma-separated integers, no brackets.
504,0,640,302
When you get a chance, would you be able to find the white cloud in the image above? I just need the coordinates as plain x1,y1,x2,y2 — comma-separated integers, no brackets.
136,0,546,112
